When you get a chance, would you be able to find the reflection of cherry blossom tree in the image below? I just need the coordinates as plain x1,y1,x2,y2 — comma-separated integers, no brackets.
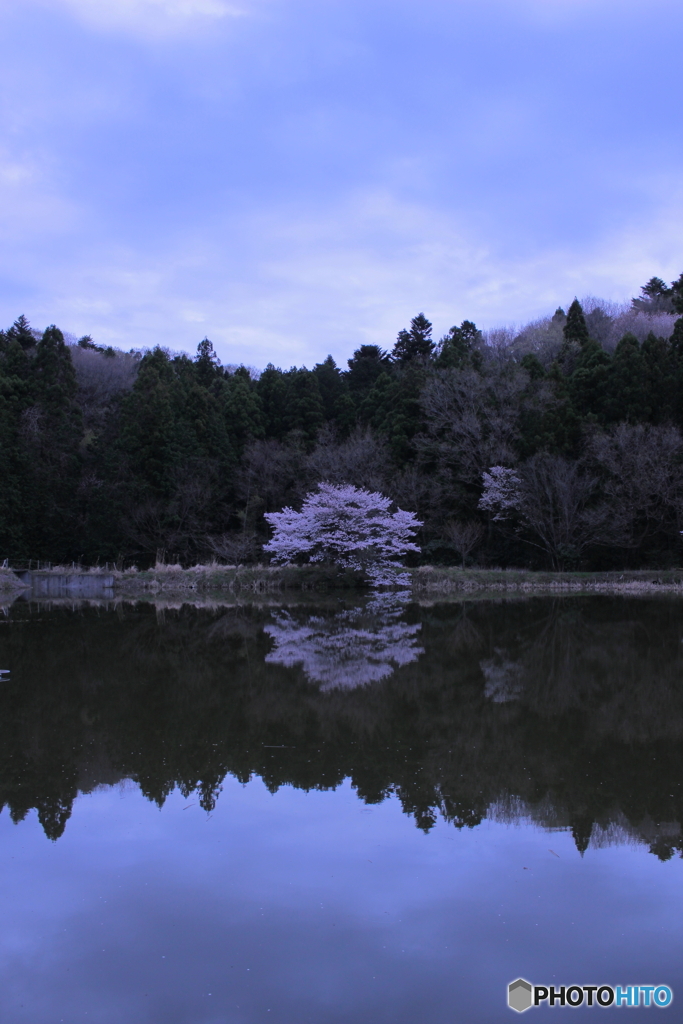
264,594,423,690
263,483,422,586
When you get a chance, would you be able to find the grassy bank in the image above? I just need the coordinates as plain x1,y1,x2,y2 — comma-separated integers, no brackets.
113,563,683,596
0,569,27,593
412,566,683,594
6,563,683,597
113,563,365,595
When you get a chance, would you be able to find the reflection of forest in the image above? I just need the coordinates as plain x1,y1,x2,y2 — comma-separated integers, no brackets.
0,596,682,859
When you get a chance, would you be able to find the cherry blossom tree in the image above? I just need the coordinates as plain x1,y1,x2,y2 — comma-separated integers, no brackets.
265,594,423,689
478,466,523,521
263,482,422,586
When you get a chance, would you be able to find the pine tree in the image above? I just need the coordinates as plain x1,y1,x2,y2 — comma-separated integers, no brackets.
346,345,390,406
256,365,290,438
391,313,434,365
223,367,265,452
313,355,355,431
568,338,611,422
22,326,83,559
361,363,426,464
671,273,683,315
563,299,590,346
194,337,222,388
119,347,178,495
435,320,482,369
641,332,674,424
6,315,36,351
606,333,646,423
285,369,325,445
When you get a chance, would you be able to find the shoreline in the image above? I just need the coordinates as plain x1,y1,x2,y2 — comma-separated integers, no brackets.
6,564,683,597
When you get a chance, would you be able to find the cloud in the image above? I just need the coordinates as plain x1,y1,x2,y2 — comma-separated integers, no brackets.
6,177,681,368
14,0,249,38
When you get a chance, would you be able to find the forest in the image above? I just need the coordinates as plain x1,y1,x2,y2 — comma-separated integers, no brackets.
1,273,683,570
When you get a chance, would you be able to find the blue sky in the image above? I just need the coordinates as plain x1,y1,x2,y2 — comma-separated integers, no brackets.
1,0,682,367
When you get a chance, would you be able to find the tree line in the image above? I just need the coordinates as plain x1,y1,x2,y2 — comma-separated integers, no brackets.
2,272,683,568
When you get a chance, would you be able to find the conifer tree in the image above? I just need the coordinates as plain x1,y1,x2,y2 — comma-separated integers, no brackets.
256,365,290,438
194,337,222,388
435,320,482,369
641,332,674,424
6,315,35,351
313,355,355,431
223,366,264,453
346,345,390,406
391,313,434,365
606,333,645,423
286,368,325,445
568,337,611,422
119,347,177,496
563,299,590,346
22,326,83,558
671,273,683,315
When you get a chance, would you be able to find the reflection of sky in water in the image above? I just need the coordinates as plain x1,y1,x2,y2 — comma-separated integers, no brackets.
1,597,683,1021
264,595,423,689
1,778,681,1024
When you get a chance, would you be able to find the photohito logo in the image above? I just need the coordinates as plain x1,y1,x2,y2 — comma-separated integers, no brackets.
508,979,673,1012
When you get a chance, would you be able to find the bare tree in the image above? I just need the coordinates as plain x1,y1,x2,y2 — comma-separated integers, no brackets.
587,424,683,551
70,345,139,430
238,438,308,519
305,425,390,493
480,454,606,568
518,455,606,568
444,520,484,567
207,530,261,565
419,364,530,487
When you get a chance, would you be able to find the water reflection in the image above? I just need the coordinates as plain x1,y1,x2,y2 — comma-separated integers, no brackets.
0,595,682,859
264,593,423,689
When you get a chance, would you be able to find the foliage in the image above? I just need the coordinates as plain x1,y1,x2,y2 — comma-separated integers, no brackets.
263,483,422,585
2,276,683,570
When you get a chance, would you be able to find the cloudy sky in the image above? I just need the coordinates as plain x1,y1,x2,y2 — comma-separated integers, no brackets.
1,0,682,367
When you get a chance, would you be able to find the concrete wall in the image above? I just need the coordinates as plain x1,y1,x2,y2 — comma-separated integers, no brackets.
16,573,115,597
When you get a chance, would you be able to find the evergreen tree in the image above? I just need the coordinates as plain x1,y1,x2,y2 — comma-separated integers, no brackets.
223,367,264,453
0,363,30,556
606,333,646,423
520,353,545,381
6,315,36,351
285,368,325,445
563,299,590,346
568,336,611,422
391,313,434,365
671,273,683,315
313,355,355,431
119,347,178,496
361,363,426,464
346,345,391,407
256,365,290,439
641,332,674,424
435,320,482,370
668,316,683,427
22,326,83,559
194,337,222,388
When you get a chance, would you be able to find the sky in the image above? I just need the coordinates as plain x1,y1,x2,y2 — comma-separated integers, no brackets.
1,0,682,368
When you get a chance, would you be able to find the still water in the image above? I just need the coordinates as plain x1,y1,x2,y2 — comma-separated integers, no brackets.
0,594,681,1022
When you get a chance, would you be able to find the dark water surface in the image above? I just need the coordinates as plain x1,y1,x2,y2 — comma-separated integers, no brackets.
0,594,681,1022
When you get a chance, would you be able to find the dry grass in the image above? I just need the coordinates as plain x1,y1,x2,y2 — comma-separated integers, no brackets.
0,569,27,592
412,566,683,594
113,563,364,595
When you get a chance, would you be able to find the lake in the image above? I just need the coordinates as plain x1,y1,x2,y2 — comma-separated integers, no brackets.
0,593,681,1022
